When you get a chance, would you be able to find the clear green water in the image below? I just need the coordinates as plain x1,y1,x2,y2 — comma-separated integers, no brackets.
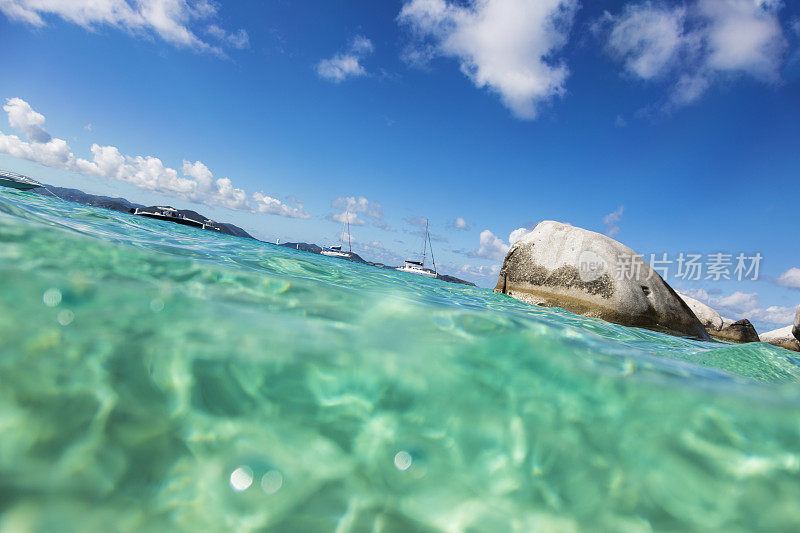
2,189,800,532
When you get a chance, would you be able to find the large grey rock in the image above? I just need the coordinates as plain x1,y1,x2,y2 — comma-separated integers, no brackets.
794,306,799,342
760,326,800,352
677,292,759,343
494,221,709,339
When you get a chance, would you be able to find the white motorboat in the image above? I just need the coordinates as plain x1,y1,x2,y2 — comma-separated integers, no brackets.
0,170,42,190
132,206,219,231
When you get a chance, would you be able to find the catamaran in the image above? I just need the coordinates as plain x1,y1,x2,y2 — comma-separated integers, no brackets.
322,212,354,258
0,170,42,190
397,218,437,278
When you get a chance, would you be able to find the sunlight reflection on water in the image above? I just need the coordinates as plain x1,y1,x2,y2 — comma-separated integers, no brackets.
2,189,800,531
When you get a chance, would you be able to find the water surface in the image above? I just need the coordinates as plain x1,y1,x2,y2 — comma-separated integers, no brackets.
1,189,799,532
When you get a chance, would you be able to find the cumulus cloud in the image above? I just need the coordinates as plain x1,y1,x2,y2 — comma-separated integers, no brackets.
776,267,800,289
454,216,469,230
0,97,303,217
602,205,624,236
0,0,248,55
316,35,374,82
252,192,309,219
328,195,386,228
0,132,73,168
604,3,688,80
459,263,501,277
599,0,788,107
3,97,51,143
508,226,532,245
683,288,796,325
473,229,510,261
398,0,579,119
461,226,530,261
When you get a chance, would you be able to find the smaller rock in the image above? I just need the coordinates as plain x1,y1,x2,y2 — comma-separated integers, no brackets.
677,292,723,331
715,318,759,344
760,326,800,352
793,306,799,342
677,292,759,343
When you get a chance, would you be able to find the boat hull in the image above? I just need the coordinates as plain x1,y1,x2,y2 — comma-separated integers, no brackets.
321,250,352,258
0,177,39,190
396,265,437,278
136,212,205,228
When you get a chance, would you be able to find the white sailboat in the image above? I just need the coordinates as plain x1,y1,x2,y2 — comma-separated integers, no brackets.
397,218,437,278
322,212,353,259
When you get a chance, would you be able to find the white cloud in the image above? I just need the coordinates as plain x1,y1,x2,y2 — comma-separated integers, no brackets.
329,195,386,228
3,97,51,142
508,226,532,245
459,263,501,277
683,288,795,325
599,0,788,107
398,0,579,119
776,267,800,289
454,216,469,230
0,0,247,54
316,35,374,83
602,205,624,236
700,0,785,78
474,229,510,261
75,145,195,196
605,3,687,80
252,192,309,219
0,132,74,168
329,210,363,225
206,24,249,49
0,97,302,217
462,226,529,262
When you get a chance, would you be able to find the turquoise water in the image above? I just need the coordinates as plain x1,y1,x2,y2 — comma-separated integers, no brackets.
2,189,800,532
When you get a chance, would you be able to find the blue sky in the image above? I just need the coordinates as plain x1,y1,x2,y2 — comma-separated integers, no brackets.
1,0,799,330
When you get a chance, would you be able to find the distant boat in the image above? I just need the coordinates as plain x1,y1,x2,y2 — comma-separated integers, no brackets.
132,206,219,231
397,218,437,278
322,211,353,258
0,170,42,190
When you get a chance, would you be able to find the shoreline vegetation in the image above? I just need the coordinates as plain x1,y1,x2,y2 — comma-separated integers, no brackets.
28,184,477,287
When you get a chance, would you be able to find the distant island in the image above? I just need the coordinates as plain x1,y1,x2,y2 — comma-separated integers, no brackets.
30,185,475,286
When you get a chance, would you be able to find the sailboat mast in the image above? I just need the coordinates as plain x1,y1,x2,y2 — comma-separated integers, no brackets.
422,218,428,265
347,218,351,253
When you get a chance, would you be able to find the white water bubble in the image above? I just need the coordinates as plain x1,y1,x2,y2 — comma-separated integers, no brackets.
42,288,62,308
261,470,283,495
229,466,253,492
394,451,413,471
149,299,165,313
57,309,75,326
